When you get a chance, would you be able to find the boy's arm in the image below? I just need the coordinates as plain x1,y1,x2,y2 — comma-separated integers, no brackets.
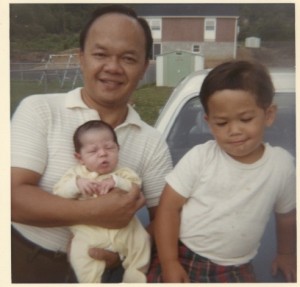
154,184,189,283
272,209,296,282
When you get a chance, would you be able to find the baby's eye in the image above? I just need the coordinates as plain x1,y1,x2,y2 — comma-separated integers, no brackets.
105,146,114,150
104,144,118,150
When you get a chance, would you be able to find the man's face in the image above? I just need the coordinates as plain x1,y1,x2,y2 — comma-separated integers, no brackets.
79,13,149,109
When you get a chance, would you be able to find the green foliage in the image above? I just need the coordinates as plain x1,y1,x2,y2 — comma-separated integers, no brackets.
10,3,295,58
238,4,295,41
10,80,75,116
132,85,173,126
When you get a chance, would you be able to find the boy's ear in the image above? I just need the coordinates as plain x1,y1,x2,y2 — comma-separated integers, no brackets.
204,114,209,122
204,114,213,132
265,104,277,127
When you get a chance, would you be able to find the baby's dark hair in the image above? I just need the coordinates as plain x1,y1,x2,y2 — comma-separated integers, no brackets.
199,60,275,114
79,4,153,60
73,120,119,153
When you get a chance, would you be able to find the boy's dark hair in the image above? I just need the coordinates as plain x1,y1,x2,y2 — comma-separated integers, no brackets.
73,120,119,153
199,60,275,114
79,4,153,60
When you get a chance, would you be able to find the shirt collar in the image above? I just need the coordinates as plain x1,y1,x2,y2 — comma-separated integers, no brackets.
65,87,89,109
65,87,143,129
118,105,143,129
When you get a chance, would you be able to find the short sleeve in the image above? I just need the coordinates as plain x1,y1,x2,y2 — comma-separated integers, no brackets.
139,137,173,207
166,145,203,198
11,96,49,174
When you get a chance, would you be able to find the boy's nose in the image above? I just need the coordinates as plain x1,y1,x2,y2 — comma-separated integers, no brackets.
228,122,241,135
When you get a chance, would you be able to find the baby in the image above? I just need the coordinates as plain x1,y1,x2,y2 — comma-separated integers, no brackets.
54,120,150,283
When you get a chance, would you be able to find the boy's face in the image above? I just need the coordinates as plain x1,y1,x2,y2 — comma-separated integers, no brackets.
75,129,119,174
205,89,276,164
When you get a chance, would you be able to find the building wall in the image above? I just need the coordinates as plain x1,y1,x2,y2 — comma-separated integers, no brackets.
162,18,204,41
160,17,236,61
162,17,236,42
161,42,235,60
216,18,236,42
201,42,235,59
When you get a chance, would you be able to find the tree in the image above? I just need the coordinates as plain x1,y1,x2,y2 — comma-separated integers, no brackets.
238,4,295,41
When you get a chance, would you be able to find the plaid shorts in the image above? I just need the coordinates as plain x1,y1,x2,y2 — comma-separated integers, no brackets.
147,241,257,283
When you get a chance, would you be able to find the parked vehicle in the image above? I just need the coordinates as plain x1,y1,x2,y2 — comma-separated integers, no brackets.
155,68,295,282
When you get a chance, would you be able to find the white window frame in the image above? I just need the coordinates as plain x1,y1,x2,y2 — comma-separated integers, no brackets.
204,18,216,41
192,44,200,53
152,43,161,60
146,18,162,40
151,19,161,31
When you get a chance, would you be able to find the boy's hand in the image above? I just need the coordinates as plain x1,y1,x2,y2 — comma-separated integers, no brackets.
273,209,296,282
161,260,190,283
272,253,296,282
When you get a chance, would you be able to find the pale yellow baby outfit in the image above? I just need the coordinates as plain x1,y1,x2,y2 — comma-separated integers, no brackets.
53,165,151,283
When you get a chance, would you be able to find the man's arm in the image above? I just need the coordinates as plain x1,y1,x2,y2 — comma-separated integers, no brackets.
11,167,145,229
145,206,157,238
272,209,296,282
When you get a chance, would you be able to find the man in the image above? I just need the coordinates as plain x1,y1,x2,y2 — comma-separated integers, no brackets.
11,5,172,283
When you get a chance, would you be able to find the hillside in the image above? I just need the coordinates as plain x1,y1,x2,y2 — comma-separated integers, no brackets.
206,41,295,68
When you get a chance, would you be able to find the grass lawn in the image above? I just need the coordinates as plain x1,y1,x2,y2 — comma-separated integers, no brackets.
10,80,173,126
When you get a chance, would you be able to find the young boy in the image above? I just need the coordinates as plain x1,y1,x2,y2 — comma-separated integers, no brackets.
54,120,150,283
147,60,296,283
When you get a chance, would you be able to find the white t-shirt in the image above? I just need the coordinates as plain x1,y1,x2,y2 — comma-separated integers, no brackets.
11,88,172,252
166,140,295,266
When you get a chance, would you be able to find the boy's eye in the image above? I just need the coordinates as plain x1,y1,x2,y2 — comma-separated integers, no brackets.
216,122,227,127
241,118,253,123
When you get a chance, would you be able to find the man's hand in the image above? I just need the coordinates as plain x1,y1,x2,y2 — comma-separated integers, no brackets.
88,248,121,269
84,183,146,229
11,168,144,229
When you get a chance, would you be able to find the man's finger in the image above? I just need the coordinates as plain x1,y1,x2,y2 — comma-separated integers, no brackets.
88,247,121,269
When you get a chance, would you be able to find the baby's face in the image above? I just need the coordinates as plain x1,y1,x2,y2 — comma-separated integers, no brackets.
205,89,276,164
76,129,119,174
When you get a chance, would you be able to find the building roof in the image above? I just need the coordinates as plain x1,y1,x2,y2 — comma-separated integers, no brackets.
131,4,239,17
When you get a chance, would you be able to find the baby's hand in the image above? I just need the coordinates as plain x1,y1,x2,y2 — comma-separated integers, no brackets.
95,177,116,195
76,177,100,197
